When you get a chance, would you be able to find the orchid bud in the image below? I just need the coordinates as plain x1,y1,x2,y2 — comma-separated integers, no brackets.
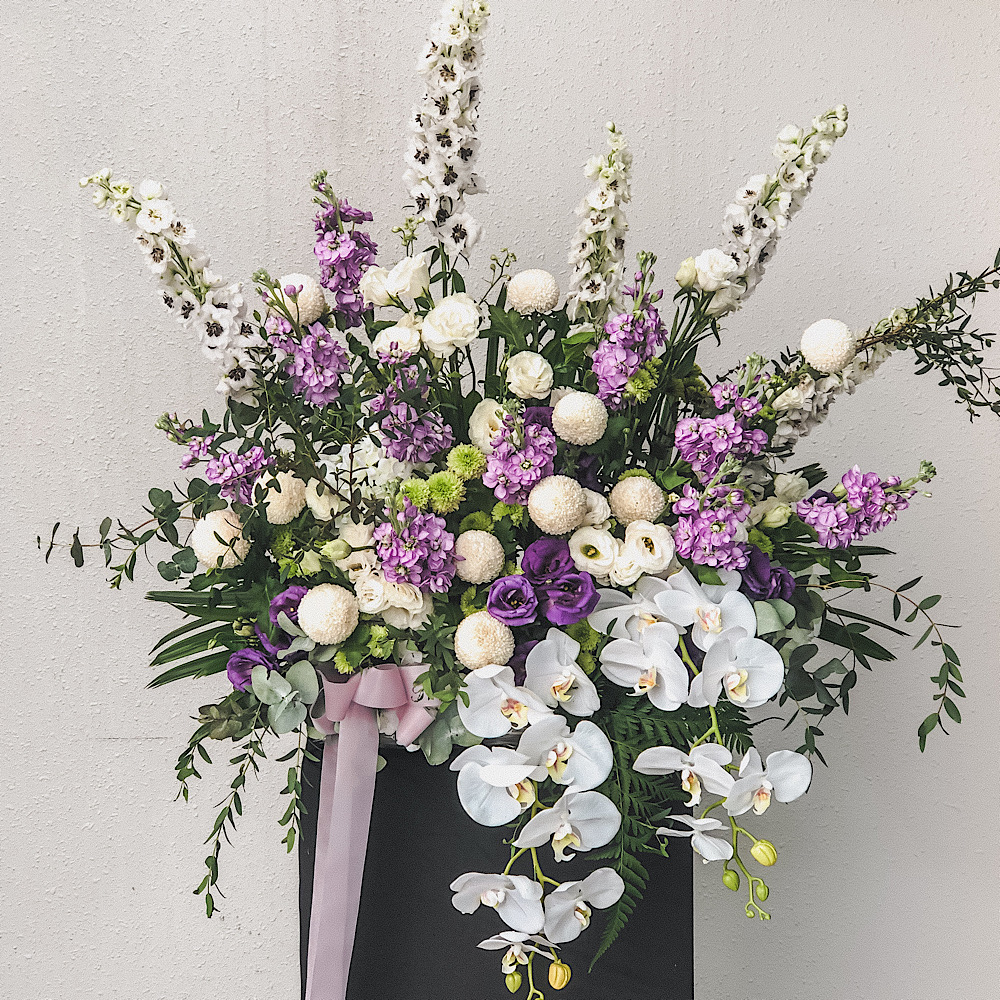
548,960,572,990
722,869,740,892
505,971,522,993
675,257,698,289
750,839,778,867
755,881,770,901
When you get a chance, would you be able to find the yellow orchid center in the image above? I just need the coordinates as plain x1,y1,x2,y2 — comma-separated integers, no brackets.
681,767,702,807
573,901,593,930
500,696,529,728
724,668,750,703
636,611,658,632
552,821,582,861
551,670,577,702
502,945,529,974
546,741,574,780
636,665,657,694
752,781,773,816
695,604,723,633
507,780,536,809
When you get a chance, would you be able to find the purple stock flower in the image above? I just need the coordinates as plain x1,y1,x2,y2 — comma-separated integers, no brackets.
483,413,557,505
672,485,752,571
283,323,351,406
373,499,457,593
540,572,599,626
486,575,539,626
180,433,216,470
740,546,796,602
270,585,309,627
226,646,274,692
205,446,274,504
372,367,455,464
313,196,377,328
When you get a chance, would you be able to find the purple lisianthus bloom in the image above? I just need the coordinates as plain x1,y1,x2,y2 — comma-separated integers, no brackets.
740,547,796,602
540,571,599,626
226,646,274,692
522,406,553,433
521,538,575,587
486,575,539,626
509,640,539,686
270,585,309,627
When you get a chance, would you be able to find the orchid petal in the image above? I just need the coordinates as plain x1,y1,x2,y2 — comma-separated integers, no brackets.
456,767,523,826
765,749,813,802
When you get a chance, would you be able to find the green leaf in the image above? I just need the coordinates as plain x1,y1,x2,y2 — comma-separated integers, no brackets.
943,698,962,723
285,660,320,706
754,599,796,634
147,650,231,688
70,530,84,568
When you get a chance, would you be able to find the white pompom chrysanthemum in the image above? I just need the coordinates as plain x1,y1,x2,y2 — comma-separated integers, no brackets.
551,391,608,446
274,273,326,326
610,476,665,525
800,318,856,373
297,584,359,646
262,471,307,525
454,530,505,584
528,475,588,535
190,508,251,569
454,610,515,669
507,269,560,315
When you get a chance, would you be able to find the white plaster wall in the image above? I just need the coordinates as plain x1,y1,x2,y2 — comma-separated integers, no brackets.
3,1,998,998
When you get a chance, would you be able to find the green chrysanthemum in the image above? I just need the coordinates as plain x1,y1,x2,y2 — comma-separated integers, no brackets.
492,501,526,526
447,443,487,481
333,651,356,675
428,471,466,514
459,510,494,533
399,477,431,510
618,468,653,481
270,524,296,559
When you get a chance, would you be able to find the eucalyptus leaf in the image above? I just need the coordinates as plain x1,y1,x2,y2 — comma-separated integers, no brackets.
277,612,307,637
286,660,320,706
269,698,307,734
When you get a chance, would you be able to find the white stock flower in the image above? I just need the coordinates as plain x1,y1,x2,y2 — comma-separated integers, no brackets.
650,568,756,651
772,376,815,412
568,526,619,580
599,622,690,712
137,179,164,200
506,351,554,399
190,508,250,569
694,248,738,291
516,716,613,790
621,520,674,576
657,815,734,863
633,744,735,806
450,873,544,934
725,747,813,816
514,788,621,862
383,251,432,303
687,626,784,709
135,198,176,234
457,665,552,738
542,868,625,943
450,745,538,826
524,628,601,717
469,398,506,454
421,292,481,357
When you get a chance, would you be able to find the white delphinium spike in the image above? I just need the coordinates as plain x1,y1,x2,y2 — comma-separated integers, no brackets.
80,172,263,401
564,121,633,328
685,105,849,319
404,1,490,254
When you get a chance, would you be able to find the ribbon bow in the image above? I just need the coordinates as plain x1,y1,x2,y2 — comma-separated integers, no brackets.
306,664,438,1000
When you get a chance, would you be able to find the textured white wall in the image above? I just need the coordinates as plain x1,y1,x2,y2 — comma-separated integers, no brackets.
3,1,998,998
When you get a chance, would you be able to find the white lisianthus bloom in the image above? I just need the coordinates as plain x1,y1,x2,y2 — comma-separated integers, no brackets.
516,716,613,790
381,586,433,630
650,568,756,651
457,665,552,739
542,868,625,943
693,247,739,291
421,292,481,357
514,788,621,862
524,629,601,717
621,520,674,576
383,251,432,303
353,568,391,615
305,478,343,522
772,377,815,412
599,622,689,712
450,873,544,934
372,313,421,357
749,496,792,528
359,266,391,306
773,472,810,503
725,747,813,817
568,526,619,581
580,488,611,527
469,398,507,454
633,743,735,806
450,745,539,827
608,549,642,587
687,626,784,710
190,508,250,569
657,815,734,863
135,198,176,234
506,351,554,399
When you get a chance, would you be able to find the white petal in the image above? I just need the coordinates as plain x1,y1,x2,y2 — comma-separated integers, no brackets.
691,743,733,767
497,877,545,934
542,890,586,943
568,790,621,850
456,767,523,826
719,591,757,638
691,830,734,862
562,721,614,790
722,776,758,816
577,867,626,908
457,670,513,738
633,745,686,775
513,807,561,848
738,747,764,779
765,749,813,802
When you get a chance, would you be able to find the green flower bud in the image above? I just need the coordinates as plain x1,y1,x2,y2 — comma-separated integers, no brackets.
722,869,740,892
232,617,256,638
675,256,698,288
755,881,769,901
750,839,778,867
300,550,324,575
320,539,351,563
333,651,355,675
505,971,522,993
428,471,466,515
447,443,487,481
761,503,792,529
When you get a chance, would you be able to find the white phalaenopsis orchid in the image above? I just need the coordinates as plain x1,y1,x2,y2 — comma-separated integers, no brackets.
542,867,625,943
599,621,690,711
476,931,557,974
687,626,784,709
514,788,621,862
450,873,545,934
633,743,735,806
457,664,552,738
725,747,813,816
524,628,601,717
451,745,538,826
650,568,757,651
658,815,734,863
588,575,672,640
516,716,613,790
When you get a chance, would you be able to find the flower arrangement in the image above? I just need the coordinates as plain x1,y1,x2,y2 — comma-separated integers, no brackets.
55,2,1000,997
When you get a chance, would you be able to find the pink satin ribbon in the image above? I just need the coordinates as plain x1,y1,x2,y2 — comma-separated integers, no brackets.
306,664,438,1000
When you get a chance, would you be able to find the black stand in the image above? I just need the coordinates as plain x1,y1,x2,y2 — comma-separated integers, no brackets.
299,740,694,999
